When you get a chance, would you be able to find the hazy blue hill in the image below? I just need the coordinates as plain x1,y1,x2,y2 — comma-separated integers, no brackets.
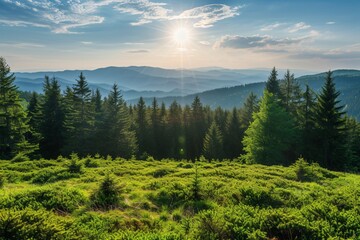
14,66,276,99
133,69,360,119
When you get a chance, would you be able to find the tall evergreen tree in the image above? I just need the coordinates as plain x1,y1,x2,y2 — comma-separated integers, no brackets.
65,72,93,155
239,92,258,130
39,76,65,159
26,92,42,156
314,71,346,170
101,84,137,158
203,122,223,161
242,91,296,165
280,70,302,114
135,97,149,157
188,96,206,161
224,108,243,159
167,101,183,159
265,67,282,100
150,98,160,158
298,85,317,161
0,57,35,159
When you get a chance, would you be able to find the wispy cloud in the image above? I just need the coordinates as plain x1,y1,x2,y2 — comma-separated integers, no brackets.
199,41,211,46
81,41,93,45
1,0,240,33
288,22,311,33
175,4,240,28
260,23,283,31
126,49,149,53
214,35,305,49
0,42,45,48
326,21,336,25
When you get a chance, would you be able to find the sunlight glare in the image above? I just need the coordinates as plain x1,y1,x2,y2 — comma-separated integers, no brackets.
173,27,190,46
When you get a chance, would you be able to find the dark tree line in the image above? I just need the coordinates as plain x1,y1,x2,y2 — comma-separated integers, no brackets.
1,58,360,171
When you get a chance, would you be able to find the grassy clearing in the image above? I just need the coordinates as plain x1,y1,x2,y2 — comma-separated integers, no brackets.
0,158,359,239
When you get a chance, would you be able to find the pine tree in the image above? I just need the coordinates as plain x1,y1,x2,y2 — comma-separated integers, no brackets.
239,92,258,130
135,97,149,158
101,84,137,158
242,91,296,165
265,67,282,100
167,101,184,159
150,98,160,158
26,92,42,156
0,57,35,159
298,85,317,161
224,108,243,159
188,96,206,161
39,76,65,159
280,70,302,114
203,122,223,161
314,71,346,170
66,72,93,155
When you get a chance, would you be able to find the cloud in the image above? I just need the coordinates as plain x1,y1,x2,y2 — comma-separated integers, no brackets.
288,22,311,33
1,0,240,33
81,41,93,45
0,19,49,28
0,42,45,48
326,21,336,25
214,35,305,49
199,41,211,46
114,2,240,27
114,0,172,25
126,49,149,53
260,23,283,31
175,4,240,28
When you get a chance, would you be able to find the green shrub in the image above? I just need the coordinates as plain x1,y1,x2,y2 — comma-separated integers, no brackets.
152,168,173,178
84,158,100,168
68,154,83,173
10,153,30,163
0,208,70,240
31,168,80,184
90,175,125,210
0,175,5,188
1,187,87,213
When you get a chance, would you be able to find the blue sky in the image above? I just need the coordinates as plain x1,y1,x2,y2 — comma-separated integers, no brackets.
0,0,359,71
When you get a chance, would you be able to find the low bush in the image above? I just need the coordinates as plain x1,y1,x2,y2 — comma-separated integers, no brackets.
90,175,125,210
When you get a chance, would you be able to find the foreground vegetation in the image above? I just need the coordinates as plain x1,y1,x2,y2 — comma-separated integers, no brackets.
1,157,359,239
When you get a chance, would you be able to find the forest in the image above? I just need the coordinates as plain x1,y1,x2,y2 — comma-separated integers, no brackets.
1,57,359,171
1,56,360,239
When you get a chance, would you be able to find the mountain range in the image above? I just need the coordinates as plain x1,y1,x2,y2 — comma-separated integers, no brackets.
15,66,314,100
14,67,360,119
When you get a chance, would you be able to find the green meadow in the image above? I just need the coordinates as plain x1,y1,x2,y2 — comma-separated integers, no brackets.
1,156,359,239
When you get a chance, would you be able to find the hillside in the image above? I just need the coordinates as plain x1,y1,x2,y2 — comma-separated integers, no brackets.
135,70,360,119
14,67,313,100
0,157,359,239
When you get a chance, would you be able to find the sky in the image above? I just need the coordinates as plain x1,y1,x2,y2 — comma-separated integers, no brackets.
0,0,360,72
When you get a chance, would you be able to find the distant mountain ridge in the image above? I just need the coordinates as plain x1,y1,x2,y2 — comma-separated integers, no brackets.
14,66,314,100
130,69,360,119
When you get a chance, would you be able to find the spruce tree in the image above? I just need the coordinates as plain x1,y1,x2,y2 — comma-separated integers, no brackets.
265,67,282,100
280,70,302,114
26,92,42,156
135,97,149,158
242,91,296,165
167,101,183,159
66,72,93,155
39,76,65,159
101,84,137,158
314,71,346,170
0,57,35,159
239,92,258,130
298,85,317,161
188,96,206,161
203,122,223,161
224,108,243,159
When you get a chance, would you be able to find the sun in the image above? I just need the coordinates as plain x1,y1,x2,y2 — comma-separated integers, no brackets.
172,27,190,46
